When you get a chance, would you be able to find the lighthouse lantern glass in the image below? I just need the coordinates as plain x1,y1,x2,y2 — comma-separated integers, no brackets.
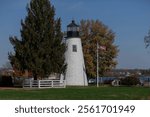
67,20,79,38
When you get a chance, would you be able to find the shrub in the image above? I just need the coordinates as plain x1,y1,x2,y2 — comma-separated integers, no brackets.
120,75,140,86
103,80,114,84
0,76,13,87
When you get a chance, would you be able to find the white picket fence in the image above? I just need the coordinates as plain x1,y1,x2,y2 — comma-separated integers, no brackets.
23,79,66,88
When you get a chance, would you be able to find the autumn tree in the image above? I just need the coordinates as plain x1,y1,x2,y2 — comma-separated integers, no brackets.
80,20,118,78
9,0,66,80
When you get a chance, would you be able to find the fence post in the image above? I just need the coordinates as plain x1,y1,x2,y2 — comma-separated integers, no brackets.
64,80,66,88
22,79,24,88
38,80,40,88
52,80,53,88
30,79,32,88
22,80,24,88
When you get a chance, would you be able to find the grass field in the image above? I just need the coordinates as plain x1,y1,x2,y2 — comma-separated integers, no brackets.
0,86,150,100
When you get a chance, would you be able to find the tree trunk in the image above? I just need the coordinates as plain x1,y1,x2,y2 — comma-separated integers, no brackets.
33,74,38,80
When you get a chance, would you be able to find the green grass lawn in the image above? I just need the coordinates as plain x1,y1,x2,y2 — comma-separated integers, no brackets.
0,86,150,100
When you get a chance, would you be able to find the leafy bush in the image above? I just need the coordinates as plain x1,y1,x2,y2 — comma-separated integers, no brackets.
103,80,114,84
120,76,140,86
0,76,13,87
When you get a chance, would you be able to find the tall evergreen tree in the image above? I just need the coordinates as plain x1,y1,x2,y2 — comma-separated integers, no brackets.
9,0,66,80
80,20,119,78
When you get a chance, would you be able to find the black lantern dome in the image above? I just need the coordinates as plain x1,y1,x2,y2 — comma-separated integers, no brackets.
67,20,79,38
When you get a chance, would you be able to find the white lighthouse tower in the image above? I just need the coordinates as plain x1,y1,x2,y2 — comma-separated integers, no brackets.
65,20,88,86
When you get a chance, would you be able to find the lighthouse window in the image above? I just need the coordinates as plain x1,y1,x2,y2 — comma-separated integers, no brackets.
72,45,77,52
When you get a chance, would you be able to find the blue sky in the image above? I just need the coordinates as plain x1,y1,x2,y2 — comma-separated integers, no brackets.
0,0,150,69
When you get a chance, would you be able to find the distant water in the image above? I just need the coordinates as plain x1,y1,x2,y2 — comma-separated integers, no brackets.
96,77,117,83
139,76,150,82
95,76,150,83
